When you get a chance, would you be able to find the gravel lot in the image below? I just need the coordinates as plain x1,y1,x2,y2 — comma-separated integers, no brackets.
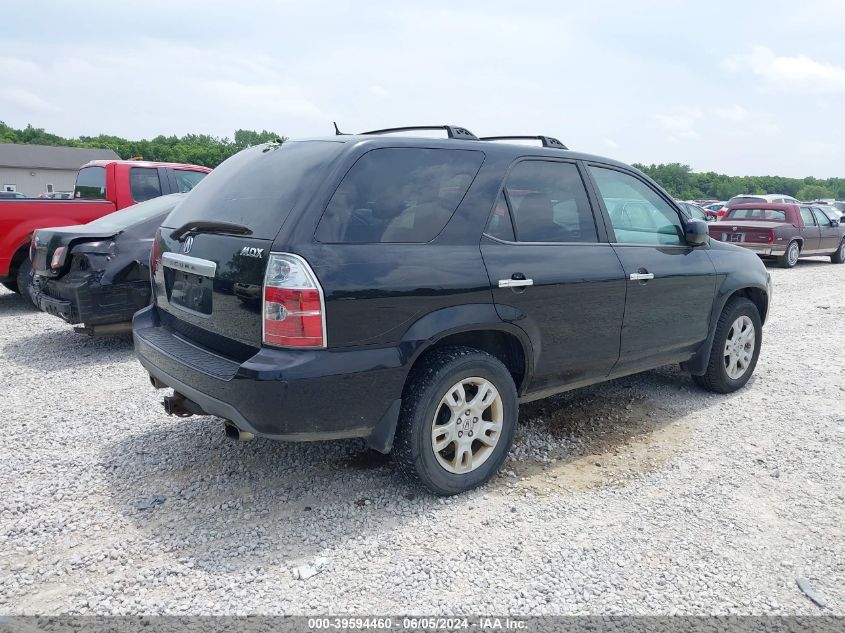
1,258,843,616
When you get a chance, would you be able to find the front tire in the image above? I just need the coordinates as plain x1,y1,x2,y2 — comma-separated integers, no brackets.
393,347,518,496
831,239,845,264
693,297,762,394
777,240,800,268
15,259,36,306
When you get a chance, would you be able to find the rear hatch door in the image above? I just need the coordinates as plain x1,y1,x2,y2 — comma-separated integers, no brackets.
154,140,343,350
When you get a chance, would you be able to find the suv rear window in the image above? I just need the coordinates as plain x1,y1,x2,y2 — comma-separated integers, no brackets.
316,148,484,243
74,166,106,199
163,141,343,239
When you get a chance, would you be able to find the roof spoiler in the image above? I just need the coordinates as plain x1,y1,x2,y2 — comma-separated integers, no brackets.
359,125,478,140
479,135,568,149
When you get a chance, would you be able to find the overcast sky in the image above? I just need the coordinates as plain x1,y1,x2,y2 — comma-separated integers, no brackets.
2,0,844,177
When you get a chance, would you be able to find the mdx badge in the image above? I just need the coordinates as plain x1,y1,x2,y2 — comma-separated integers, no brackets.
240,246,264,258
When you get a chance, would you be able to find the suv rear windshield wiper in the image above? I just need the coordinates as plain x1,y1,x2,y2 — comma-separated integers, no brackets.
170,221,253,241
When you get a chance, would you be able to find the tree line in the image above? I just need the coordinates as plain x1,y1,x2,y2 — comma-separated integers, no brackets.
2,122,842,201
632,162,844,202
0,122,282,168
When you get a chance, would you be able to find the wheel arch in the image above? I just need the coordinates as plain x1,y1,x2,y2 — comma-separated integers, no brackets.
685,281,769,375
401,304,534,395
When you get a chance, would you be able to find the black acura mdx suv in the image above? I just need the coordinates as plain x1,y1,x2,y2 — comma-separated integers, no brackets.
134,126,771,495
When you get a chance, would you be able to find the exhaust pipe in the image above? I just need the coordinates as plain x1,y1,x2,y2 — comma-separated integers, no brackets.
161,392,205,417
224,423,254,442
74,322,133,337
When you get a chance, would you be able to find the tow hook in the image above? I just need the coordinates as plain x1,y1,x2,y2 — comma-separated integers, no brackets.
161,392,204,417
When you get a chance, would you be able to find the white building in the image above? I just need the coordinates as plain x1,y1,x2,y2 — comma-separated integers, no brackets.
0,143,120,197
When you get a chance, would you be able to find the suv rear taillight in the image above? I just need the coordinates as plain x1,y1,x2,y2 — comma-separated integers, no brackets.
263,253,326,348
51,246,67,270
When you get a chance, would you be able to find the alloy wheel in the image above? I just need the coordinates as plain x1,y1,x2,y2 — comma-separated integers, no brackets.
723,315,755,380
431,377,503,474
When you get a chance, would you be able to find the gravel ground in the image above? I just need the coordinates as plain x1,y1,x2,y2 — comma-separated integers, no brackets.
1,258,843,616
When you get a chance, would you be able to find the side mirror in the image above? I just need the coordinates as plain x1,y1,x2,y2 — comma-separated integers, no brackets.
831,219,839,227
685,218,709,246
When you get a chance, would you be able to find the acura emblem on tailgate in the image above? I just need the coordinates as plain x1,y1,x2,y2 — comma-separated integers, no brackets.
182,236,194,253
240,246,264,258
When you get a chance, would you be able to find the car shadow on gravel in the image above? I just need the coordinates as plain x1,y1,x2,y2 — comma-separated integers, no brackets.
1,329,133,371
98,363,728,571
0,290,38,314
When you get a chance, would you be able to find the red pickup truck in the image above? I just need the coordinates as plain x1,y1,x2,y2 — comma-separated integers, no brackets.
709,203,845,268
0,159,211,301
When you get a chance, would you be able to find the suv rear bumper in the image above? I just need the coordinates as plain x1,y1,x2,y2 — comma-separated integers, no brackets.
132,306,406,449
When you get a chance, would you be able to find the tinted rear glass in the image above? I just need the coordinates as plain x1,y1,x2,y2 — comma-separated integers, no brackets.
86,194,183,231
74,166,106,199
163,141,343,239
725,208,786,221
130,167,163,202
315,148,484,243
173,169,207,192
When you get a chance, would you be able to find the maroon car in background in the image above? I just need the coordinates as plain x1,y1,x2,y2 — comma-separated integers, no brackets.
709,203,845,268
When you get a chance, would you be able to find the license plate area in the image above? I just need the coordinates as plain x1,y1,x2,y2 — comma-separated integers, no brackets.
170,271,212,315
723,233,745,242
162,253,216,317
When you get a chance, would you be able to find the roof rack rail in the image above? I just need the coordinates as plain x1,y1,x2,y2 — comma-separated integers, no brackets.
360,125,478,140
479,135,568,149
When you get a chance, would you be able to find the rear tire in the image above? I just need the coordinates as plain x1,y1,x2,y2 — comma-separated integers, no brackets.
693,297,762,394
831,239,845,264
393,346,518,496
777,240,800,268
2,281,19,294
15,259,36,306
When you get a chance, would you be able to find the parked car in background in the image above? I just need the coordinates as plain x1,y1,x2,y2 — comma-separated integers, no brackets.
815,205,845,225
702,202,728,217
133,126,771,495
810,201,845,221
709,203,845,267
0,159,210,304
725,194,800,207
677,201,716,222
0,191,27,199
30,194,184,336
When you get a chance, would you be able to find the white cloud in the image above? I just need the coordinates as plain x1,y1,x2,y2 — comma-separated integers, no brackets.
723,46,845,93
713,104,748,122
655,108,703,141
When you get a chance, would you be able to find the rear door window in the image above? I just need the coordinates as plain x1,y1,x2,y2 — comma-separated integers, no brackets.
500,160,598,243
74,166,106,199
316,148,484,243
799,207,816,226
485,191,516,241
173,169,207,193
130,167,163,202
